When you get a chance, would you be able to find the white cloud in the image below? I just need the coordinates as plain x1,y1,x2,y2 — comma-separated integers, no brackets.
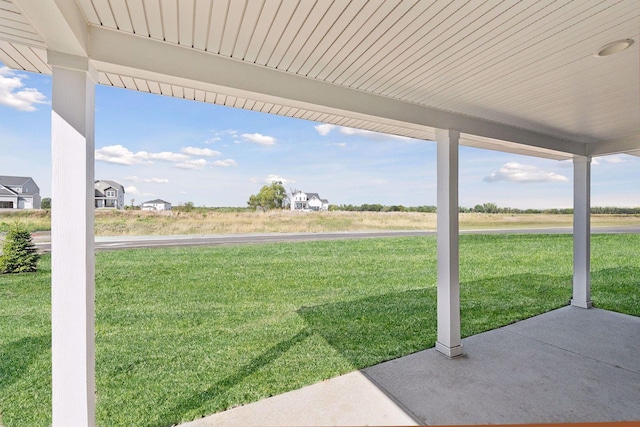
241,133,276,146
147,177,169,183
148,151,190,162
314,123,336,136
600,155,629,164
95,145,150,165
264,174,294,185
126,176,169,184
181,147,222,157
484,162,569,183
210,129,239,141
0,66,47,112
211,159,237,167
125,188,153,198
175,159,208,170
96,145,191,165
327,142,347,147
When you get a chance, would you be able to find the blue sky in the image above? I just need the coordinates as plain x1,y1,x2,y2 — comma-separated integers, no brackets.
1,64,638,209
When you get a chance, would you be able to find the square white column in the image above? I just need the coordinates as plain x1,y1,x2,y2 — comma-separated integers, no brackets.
571,155,592,309
49,51,97,427
435,128,463,358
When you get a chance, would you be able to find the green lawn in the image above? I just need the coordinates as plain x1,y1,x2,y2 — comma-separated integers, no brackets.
1,234,638,426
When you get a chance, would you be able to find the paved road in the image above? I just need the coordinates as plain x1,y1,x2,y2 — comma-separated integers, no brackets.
32,225,640,253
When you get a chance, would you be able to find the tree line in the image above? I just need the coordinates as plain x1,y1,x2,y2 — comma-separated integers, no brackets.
38,195,640,215
330,202,640,214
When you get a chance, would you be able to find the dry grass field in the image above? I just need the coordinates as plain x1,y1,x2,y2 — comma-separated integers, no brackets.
2,209,640,236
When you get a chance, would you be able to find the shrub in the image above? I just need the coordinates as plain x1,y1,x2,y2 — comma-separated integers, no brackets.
0,222,40,273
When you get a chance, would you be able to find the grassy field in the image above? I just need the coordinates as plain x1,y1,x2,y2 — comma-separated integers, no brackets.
1,234,638,426
1,209,640,236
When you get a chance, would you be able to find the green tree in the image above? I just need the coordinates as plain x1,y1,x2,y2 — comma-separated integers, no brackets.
0,222,40,273
248,181,287,211
482,202,499,214
41,198,51,209
174,201,195,212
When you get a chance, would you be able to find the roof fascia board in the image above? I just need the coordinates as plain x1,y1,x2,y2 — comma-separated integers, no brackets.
588,133,640,157
89,26,584,156
13,0,88,57
460,136,572,161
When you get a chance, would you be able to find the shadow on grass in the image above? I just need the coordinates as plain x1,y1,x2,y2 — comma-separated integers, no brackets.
157,272,622,426
298,273,572,368
298,288,438,369
460,273,572,337
591,266,640,316
148,329,313,427
0,334,50,392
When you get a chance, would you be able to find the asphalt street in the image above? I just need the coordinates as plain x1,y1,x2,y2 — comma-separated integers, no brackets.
32,225,640,253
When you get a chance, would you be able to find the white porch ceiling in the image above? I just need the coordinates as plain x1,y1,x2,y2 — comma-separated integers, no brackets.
1,0,639,160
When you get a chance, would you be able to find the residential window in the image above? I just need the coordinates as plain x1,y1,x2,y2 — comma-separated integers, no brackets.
106,190,116,197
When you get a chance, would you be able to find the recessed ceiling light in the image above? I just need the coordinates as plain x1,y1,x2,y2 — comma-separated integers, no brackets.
595,39,634,57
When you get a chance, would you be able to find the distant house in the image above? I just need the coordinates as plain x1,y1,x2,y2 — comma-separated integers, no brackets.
94,180,125,209
290,191,329,211
0,176,41,209
141,199,172,211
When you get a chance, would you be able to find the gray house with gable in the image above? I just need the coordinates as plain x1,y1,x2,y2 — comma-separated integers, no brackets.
0,176,41,209
94,180,125,209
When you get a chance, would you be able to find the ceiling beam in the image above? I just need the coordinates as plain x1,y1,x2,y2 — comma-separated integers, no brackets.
12,0,88,57
88,26,586,157
588,133,640,157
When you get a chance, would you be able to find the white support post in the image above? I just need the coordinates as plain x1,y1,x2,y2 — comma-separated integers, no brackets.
49,51,97,427
571,156,592,309
435,128,464,358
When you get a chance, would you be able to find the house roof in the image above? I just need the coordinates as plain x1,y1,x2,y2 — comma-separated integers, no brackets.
142,199,171,205
0,176,31,186
0,175,39,195
94,180,124,193
1,1,639,160
0,187,17,196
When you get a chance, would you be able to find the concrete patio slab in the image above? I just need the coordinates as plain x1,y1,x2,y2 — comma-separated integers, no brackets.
179,371,418,426
364,306,640,425
179,306,640,426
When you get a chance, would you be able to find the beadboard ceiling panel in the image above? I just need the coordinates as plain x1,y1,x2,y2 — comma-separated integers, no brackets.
1,0,639,159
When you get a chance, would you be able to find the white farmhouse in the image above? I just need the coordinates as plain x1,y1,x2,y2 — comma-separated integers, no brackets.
291,191,329,211
0,176,41,209
94,180,125,209
141,199,172,211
